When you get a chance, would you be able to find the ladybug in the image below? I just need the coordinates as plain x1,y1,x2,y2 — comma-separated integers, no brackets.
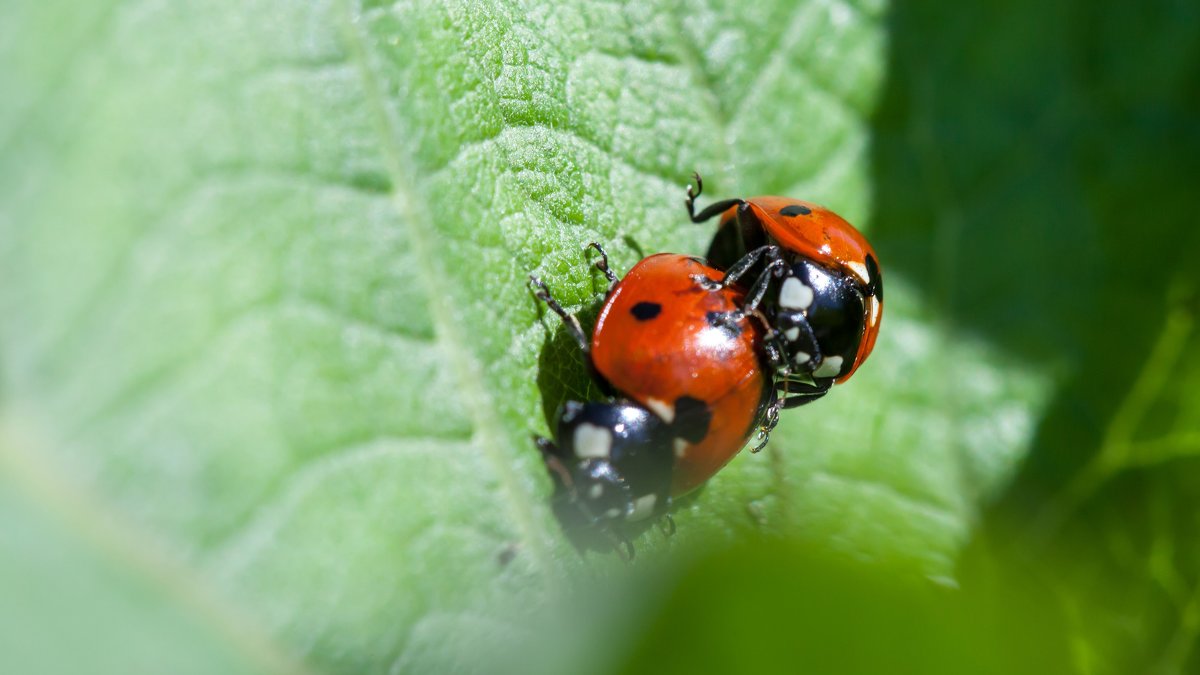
684,173,883,406
529,245,776,555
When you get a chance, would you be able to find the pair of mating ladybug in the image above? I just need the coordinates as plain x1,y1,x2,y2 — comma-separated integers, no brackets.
530,175,883,555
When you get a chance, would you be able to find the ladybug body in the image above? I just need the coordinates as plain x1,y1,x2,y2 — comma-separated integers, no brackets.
590,253,771,494
530,248,773,553
686,175,883,401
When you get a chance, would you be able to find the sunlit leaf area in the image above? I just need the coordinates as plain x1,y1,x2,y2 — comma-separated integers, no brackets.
2,0,1198,672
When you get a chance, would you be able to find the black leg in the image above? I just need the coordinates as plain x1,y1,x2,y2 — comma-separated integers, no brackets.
534,436,574,485
686,172,745,223
777,379,832,408
740,258,788,314
747,310,792,376
604,528,635,561
757,385,785,452
780,315,825,376
586,242,618,288
690,273,723,292
735,201,768,252
721,245,781,288
760,336,788,375
751,393,782,453
529,275,589,353
705,309,748,333
657,513,676,537
717,245,787,315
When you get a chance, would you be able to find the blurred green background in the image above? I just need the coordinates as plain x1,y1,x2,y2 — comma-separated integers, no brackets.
2,0,1198,673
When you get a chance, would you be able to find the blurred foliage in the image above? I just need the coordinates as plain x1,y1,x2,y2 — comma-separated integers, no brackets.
618,538,1074,675
870,0,1200,672
0,464,267,675
1,0,1198,673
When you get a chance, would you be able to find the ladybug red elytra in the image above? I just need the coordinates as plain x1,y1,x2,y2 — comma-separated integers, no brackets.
685,173,883,406
530,245,775,555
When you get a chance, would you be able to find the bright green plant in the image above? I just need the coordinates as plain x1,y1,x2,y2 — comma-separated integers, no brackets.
2,0,1198,673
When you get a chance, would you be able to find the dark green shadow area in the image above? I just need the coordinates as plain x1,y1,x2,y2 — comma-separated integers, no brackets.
868,0,1200,669
615,537,1072,675
871,0,1200,491
534,298,608,431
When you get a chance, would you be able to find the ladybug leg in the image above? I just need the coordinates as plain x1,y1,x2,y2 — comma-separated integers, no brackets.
750,384,784,452
688,197,744,223
734,201,769,252
752,395,782,452
528,275,590,353
778,382,831,408
585,242,619,289
760,335,788,373
686,172,745,223
774,306,826,376
740,258,788,314
720,244,782,288
704,309,748,333
534,435,575,488
719,245,788,314
657,513,677,537
690,273,723,292
745,309,792,376
603,527,636,561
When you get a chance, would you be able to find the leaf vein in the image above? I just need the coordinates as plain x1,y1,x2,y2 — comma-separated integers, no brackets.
337,0,556,578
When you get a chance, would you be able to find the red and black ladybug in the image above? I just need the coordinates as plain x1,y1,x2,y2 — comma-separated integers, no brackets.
530,246,776,555
685,174,883,406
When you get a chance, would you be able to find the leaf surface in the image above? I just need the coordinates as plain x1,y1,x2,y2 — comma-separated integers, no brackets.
4,0,1196,672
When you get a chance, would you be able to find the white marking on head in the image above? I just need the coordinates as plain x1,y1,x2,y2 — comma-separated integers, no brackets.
784,327,801,342
793,351,811,364
867,297,881,327
645,397,675,423
846,261,870,284
629,493,658,521
573,423,612,459
603,507,622,519
813,355,844,378
779,277,814,310
588,483,604,500
673,437,689,458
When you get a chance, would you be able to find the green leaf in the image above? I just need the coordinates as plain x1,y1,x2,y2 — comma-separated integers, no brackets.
2,0,1198,673
616,538,1075,675
0,463,276,675
870,0,1200,672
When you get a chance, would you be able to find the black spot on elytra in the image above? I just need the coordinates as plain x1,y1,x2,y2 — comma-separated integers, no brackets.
631,301,662,321
865,254,882,299
673,396,711,443
780,204,812,217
